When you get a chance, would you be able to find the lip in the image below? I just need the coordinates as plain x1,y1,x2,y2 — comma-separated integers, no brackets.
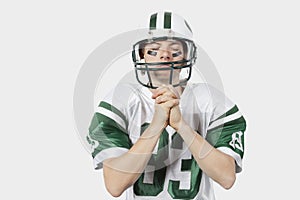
157,65,171,68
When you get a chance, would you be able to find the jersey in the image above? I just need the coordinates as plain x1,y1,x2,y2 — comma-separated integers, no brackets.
87,82,246,200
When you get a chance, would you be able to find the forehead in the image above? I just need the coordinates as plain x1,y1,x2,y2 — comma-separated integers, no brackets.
144,39,183,48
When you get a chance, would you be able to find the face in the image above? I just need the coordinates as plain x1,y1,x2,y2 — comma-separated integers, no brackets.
143,40,185,85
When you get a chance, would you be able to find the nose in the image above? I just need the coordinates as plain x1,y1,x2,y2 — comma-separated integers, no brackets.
159,50,171,61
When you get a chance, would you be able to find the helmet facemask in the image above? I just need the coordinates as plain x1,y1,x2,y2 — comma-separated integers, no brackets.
132,36,196,89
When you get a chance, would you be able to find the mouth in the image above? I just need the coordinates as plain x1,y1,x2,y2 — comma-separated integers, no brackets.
154,66,171,72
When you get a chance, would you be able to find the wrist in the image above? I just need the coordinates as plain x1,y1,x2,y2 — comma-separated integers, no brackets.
149,123,166,134
140,123,165,140
175,119,188,133
176,120,197,148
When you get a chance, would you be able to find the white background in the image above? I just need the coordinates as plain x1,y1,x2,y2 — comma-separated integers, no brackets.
1,0,299,199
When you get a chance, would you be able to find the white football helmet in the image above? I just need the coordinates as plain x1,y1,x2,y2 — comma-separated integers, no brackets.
132,11,197,88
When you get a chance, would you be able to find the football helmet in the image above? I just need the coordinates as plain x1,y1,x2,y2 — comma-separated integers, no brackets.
132,11,197,89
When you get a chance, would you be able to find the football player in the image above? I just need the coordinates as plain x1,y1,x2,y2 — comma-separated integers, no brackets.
87,11,246,200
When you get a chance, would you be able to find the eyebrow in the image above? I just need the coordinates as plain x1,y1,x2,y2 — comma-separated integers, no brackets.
146,42,182,47
169,42,181,46
146,42,160,46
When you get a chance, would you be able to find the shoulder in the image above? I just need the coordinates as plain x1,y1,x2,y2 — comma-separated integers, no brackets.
188,83,226,99
99,83,146,110
187,83,227,103
187,83,236,113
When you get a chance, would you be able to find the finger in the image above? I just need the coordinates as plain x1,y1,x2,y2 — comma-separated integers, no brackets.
156,92,177,101
155,94,178,104
167,85,180,99
152,87,169,99
161,99,179,109
152,86,178,99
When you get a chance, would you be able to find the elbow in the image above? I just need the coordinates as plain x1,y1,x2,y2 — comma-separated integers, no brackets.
104,175,126,197
219,155,237,190
220,172,236,190
103,163,128,197
106,184,124,197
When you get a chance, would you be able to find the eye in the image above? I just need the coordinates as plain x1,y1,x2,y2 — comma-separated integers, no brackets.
147,50,158,56
172,51,182,57
170,44,182,50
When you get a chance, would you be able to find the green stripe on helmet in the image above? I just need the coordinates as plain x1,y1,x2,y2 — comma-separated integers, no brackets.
149,13,157,30
184,20,193,33
164,12,172,29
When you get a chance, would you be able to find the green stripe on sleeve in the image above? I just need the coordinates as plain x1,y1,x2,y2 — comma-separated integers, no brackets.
164,12,172,29
206,116,246,158
89,112,132,158
209,105,239,126
99,101,128,128
150,13,157,30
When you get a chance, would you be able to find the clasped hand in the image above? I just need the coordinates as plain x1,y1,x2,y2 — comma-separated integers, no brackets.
151,85,183,131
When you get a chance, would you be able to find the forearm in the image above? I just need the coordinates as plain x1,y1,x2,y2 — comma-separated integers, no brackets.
177,121,236,189
103,124,164,197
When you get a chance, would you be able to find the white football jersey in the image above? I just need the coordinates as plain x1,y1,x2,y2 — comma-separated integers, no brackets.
87,83,246,200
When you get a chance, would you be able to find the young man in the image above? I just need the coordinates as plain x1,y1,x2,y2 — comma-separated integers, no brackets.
87,11,246,200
